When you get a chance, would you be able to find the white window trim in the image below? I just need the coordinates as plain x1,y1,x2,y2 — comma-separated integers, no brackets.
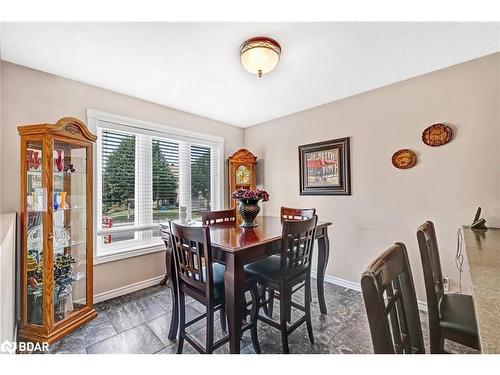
87,109,224,264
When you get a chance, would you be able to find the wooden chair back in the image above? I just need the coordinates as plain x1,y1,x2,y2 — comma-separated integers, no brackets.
202,209,237,226
169,221,214,298
280,215,318,279
416,221,444,342
361,242,425,354
280,207,316,221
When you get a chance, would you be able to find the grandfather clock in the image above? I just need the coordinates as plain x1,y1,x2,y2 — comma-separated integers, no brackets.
228,149,257,209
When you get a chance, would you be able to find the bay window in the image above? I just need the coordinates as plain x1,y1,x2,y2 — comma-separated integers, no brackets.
88,110,223,262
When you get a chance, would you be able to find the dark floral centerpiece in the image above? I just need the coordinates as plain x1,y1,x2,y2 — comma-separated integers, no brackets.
231,188,270,228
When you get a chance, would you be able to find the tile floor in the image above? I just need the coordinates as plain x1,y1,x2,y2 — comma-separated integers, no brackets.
49,282,478,354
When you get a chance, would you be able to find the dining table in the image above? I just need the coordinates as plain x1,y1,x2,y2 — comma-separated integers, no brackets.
159,215,332,354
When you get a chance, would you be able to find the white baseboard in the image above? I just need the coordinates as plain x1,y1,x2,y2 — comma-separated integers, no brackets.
90,272,430,312
311,271,361,292
92,275,165,304
311,271,428,312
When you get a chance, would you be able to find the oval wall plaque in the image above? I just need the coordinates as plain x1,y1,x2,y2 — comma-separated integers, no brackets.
422,123,453,147
392,149,417,169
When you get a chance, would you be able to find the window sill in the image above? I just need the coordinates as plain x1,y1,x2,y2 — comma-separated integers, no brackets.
94,242,166,265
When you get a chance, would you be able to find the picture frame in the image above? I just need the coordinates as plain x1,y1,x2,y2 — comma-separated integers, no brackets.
298,137,351,195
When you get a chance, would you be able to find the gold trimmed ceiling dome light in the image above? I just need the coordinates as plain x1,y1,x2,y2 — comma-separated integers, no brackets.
240,37,281,78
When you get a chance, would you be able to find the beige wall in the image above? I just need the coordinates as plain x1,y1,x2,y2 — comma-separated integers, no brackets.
244,52,500,300
0,61,244,296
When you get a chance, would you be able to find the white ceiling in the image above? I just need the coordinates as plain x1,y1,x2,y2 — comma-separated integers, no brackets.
1,23,499,127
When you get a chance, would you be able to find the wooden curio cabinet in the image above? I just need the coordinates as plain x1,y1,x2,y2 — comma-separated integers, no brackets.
228,149,257,209
18,117,97,344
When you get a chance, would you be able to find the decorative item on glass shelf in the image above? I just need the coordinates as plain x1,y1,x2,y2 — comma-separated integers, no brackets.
27,150,33,170
26,249,44,324
25,240,79,323
55,149,64,172
33,151,40,170
64,163,76,173
53,192,62,210
26,195,34,211
27,149,41,171
231,188,270,228
54,252,78,321
33,187,46,211
60,191,69,209
28,225,71,252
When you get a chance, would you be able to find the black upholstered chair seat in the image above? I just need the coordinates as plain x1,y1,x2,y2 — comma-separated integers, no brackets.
245,255,282,284
209,263,226,301
439,294,478,339
209,263,258,301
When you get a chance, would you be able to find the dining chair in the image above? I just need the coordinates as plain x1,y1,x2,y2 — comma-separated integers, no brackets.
361,242,425,354
280,207,316,221
169,221,261,354
201,208,238,329
417,221,480,353
202,208,237,226
245,216,318,353
264,207,317,319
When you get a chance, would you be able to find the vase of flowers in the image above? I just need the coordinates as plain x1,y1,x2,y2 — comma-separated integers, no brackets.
232,188,270,228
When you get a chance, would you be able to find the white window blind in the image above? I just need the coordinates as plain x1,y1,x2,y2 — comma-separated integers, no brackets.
99,129,137,245
93,112,223,259
152,138,179,223
191,145,212,219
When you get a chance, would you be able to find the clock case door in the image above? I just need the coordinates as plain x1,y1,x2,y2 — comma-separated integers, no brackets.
228,149,257,209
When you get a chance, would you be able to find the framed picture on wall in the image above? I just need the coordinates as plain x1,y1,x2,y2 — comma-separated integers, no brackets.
298,137,351,195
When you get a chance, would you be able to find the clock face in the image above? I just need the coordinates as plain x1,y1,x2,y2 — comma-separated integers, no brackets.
236,165,251,184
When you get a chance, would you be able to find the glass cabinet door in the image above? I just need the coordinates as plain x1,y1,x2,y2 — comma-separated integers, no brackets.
25,140,45,325
52,140,88,323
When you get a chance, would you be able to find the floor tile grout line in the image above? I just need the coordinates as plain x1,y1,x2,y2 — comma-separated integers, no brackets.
145,318,176,349
85,319,163,352
86,323,166,354
98,294,169,336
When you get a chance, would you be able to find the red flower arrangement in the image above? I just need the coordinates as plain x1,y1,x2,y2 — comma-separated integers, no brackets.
231,188,270,203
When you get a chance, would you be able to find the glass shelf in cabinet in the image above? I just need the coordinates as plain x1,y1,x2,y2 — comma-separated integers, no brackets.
27,170,87,176
52,206,86,212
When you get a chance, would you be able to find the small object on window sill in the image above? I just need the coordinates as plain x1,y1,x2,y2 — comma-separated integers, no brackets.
179,206,187,224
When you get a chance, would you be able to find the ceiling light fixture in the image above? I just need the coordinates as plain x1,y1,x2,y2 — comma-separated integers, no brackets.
240,37,281,78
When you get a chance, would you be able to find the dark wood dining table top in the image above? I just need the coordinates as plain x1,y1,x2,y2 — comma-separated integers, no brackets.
160,215,332,252
166,215,332,252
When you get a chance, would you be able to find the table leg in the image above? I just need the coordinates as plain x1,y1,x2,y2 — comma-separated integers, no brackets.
224,253,244,354
317,228,330,314
165,247,179,340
